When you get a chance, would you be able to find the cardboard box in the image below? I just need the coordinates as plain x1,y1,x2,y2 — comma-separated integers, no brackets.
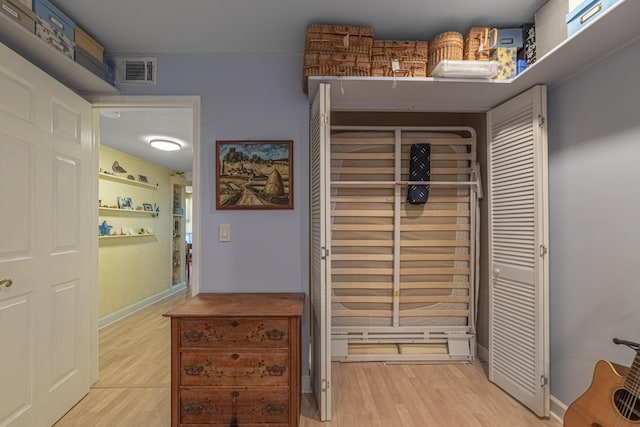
491,47,517,80
1,0,35,33
75,27,103,62
535,0,569,60
33,0,74,40
566,0,620,37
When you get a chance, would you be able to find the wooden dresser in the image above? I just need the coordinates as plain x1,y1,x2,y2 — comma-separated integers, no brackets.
163,293,304,427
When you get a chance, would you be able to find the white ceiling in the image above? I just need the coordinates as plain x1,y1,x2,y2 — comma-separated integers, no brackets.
100,108,193,173
54,0,546,55
80,1,545,172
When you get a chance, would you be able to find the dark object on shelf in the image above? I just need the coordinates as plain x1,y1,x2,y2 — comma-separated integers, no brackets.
407,143,430,205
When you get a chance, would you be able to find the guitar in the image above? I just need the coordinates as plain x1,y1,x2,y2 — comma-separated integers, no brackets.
564,338,640,427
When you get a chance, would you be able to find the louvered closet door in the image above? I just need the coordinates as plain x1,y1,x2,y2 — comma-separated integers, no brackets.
487,85,549,417
309,83,332,421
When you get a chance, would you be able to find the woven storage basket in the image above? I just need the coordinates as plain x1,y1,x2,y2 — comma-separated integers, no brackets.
370,40,428,77
464,27,497,61
303,24,374,93
427,31,464,76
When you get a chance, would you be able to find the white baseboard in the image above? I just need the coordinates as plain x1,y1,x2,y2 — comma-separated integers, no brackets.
302,375,311,393
476,343,489,362
98,284,186,329
550,395,567,423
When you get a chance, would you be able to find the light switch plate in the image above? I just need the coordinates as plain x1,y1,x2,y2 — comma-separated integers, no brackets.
219,224,231,242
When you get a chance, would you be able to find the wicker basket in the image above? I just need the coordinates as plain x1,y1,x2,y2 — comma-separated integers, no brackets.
303,24,374,93
427,31,464,76
371,40,428,77
464,27,498,61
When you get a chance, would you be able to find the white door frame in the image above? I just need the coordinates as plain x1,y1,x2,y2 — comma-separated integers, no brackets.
86,95,201,383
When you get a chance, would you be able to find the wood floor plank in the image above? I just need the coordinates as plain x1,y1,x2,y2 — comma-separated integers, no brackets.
55,292,561,427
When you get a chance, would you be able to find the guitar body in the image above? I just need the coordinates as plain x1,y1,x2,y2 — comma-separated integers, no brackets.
564,360,640,426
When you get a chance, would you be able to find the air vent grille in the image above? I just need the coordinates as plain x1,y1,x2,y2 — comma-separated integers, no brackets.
114,57,157,84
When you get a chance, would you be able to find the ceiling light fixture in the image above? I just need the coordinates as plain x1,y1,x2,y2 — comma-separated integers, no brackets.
150,139,182,151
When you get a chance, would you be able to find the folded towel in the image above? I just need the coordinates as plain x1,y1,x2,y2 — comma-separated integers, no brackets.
407,143,431,204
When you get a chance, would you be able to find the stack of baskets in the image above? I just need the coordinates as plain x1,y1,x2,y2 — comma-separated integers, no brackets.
370,40,428,77
302,24,374,94
426,31,464,76
463,27,497,60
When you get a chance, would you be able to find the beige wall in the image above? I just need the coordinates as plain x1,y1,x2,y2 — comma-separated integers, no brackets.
98,146,174,318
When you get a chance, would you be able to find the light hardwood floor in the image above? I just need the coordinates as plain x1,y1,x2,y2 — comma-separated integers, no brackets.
55,292,561,427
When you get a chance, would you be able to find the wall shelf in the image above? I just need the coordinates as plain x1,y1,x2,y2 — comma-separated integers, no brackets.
98,172,158,190
307,0,640,111
0,12,118,96
99,234,157,239
99,207,156,216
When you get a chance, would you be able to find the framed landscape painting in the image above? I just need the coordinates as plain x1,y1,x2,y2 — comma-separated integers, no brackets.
215,140,293,210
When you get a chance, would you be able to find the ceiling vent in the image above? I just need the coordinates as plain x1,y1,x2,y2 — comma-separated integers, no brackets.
114,57,157,84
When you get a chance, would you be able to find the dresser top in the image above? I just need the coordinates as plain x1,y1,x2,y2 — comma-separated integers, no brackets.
163,292,305,318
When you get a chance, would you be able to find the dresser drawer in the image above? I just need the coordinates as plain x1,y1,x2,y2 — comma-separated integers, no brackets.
181,351,290,387
180,388,290,425
180,318,290,348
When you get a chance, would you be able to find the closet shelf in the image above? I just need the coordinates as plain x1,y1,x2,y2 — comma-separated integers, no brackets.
307,0,640,111
98,172,158,190
0,12,118,96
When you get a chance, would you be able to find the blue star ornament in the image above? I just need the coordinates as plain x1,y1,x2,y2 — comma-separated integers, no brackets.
99,220,113,236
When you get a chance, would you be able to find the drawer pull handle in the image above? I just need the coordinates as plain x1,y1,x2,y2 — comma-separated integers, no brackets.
266,365,286,376
184,404,203,415
230,320,239,327
266,404,286,415
184,364,204,375
266,329,285,340
231,353,240,360
183,330,203,342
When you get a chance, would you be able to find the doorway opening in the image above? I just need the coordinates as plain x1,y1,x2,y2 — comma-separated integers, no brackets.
89,95,201,383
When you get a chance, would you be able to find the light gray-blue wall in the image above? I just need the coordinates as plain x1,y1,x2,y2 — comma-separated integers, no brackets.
116,53,312,378
547,37,640,405
118,39,640,408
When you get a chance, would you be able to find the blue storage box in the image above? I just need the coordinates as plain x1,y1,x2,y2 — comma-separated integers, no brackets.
566,0,619,37
494,28,524,48
33,0,74,41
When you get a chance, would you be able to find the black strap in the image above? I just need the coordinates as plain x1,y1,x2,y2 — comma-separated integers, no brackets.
407,143,431,204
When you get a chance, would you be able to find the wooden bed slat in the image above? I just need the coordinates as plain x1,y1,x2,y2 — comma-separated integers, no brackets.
400,224,470,231
400,282,470,289
400,296,470,303
333,310,393,317
333,296,392,303
332,282,392,289
332,254,393,261
333,268,393,275
333,224,395,231
399,253,470,261
399,309,470,317
399,240,470,247
400,268,470,275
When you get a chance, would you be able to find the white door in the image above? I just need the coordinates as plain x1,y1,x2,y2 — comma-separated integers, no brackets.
0,42,95,426
309,83,332,420
487,85,549,416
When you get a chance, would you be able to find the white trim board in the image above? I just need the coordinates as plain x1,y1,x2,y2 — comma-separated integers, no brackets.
98,284,186,330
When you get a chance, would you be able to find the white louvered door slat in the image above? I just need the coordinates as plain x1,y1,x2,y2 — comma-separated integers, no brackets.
310,83,332,421
488,85,549,417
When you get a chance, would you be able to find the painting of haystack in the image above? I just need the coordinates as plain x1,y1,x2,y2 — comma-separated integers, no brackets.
216,140,293,209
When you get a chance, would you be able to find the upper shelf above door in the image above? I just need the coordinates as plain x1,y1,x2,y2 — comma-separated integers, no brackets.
308,0,640,112
0,12,118,96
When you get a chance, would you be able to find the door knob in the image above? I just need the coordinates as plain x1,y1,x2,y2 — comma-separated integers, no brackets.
0,278,13,288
